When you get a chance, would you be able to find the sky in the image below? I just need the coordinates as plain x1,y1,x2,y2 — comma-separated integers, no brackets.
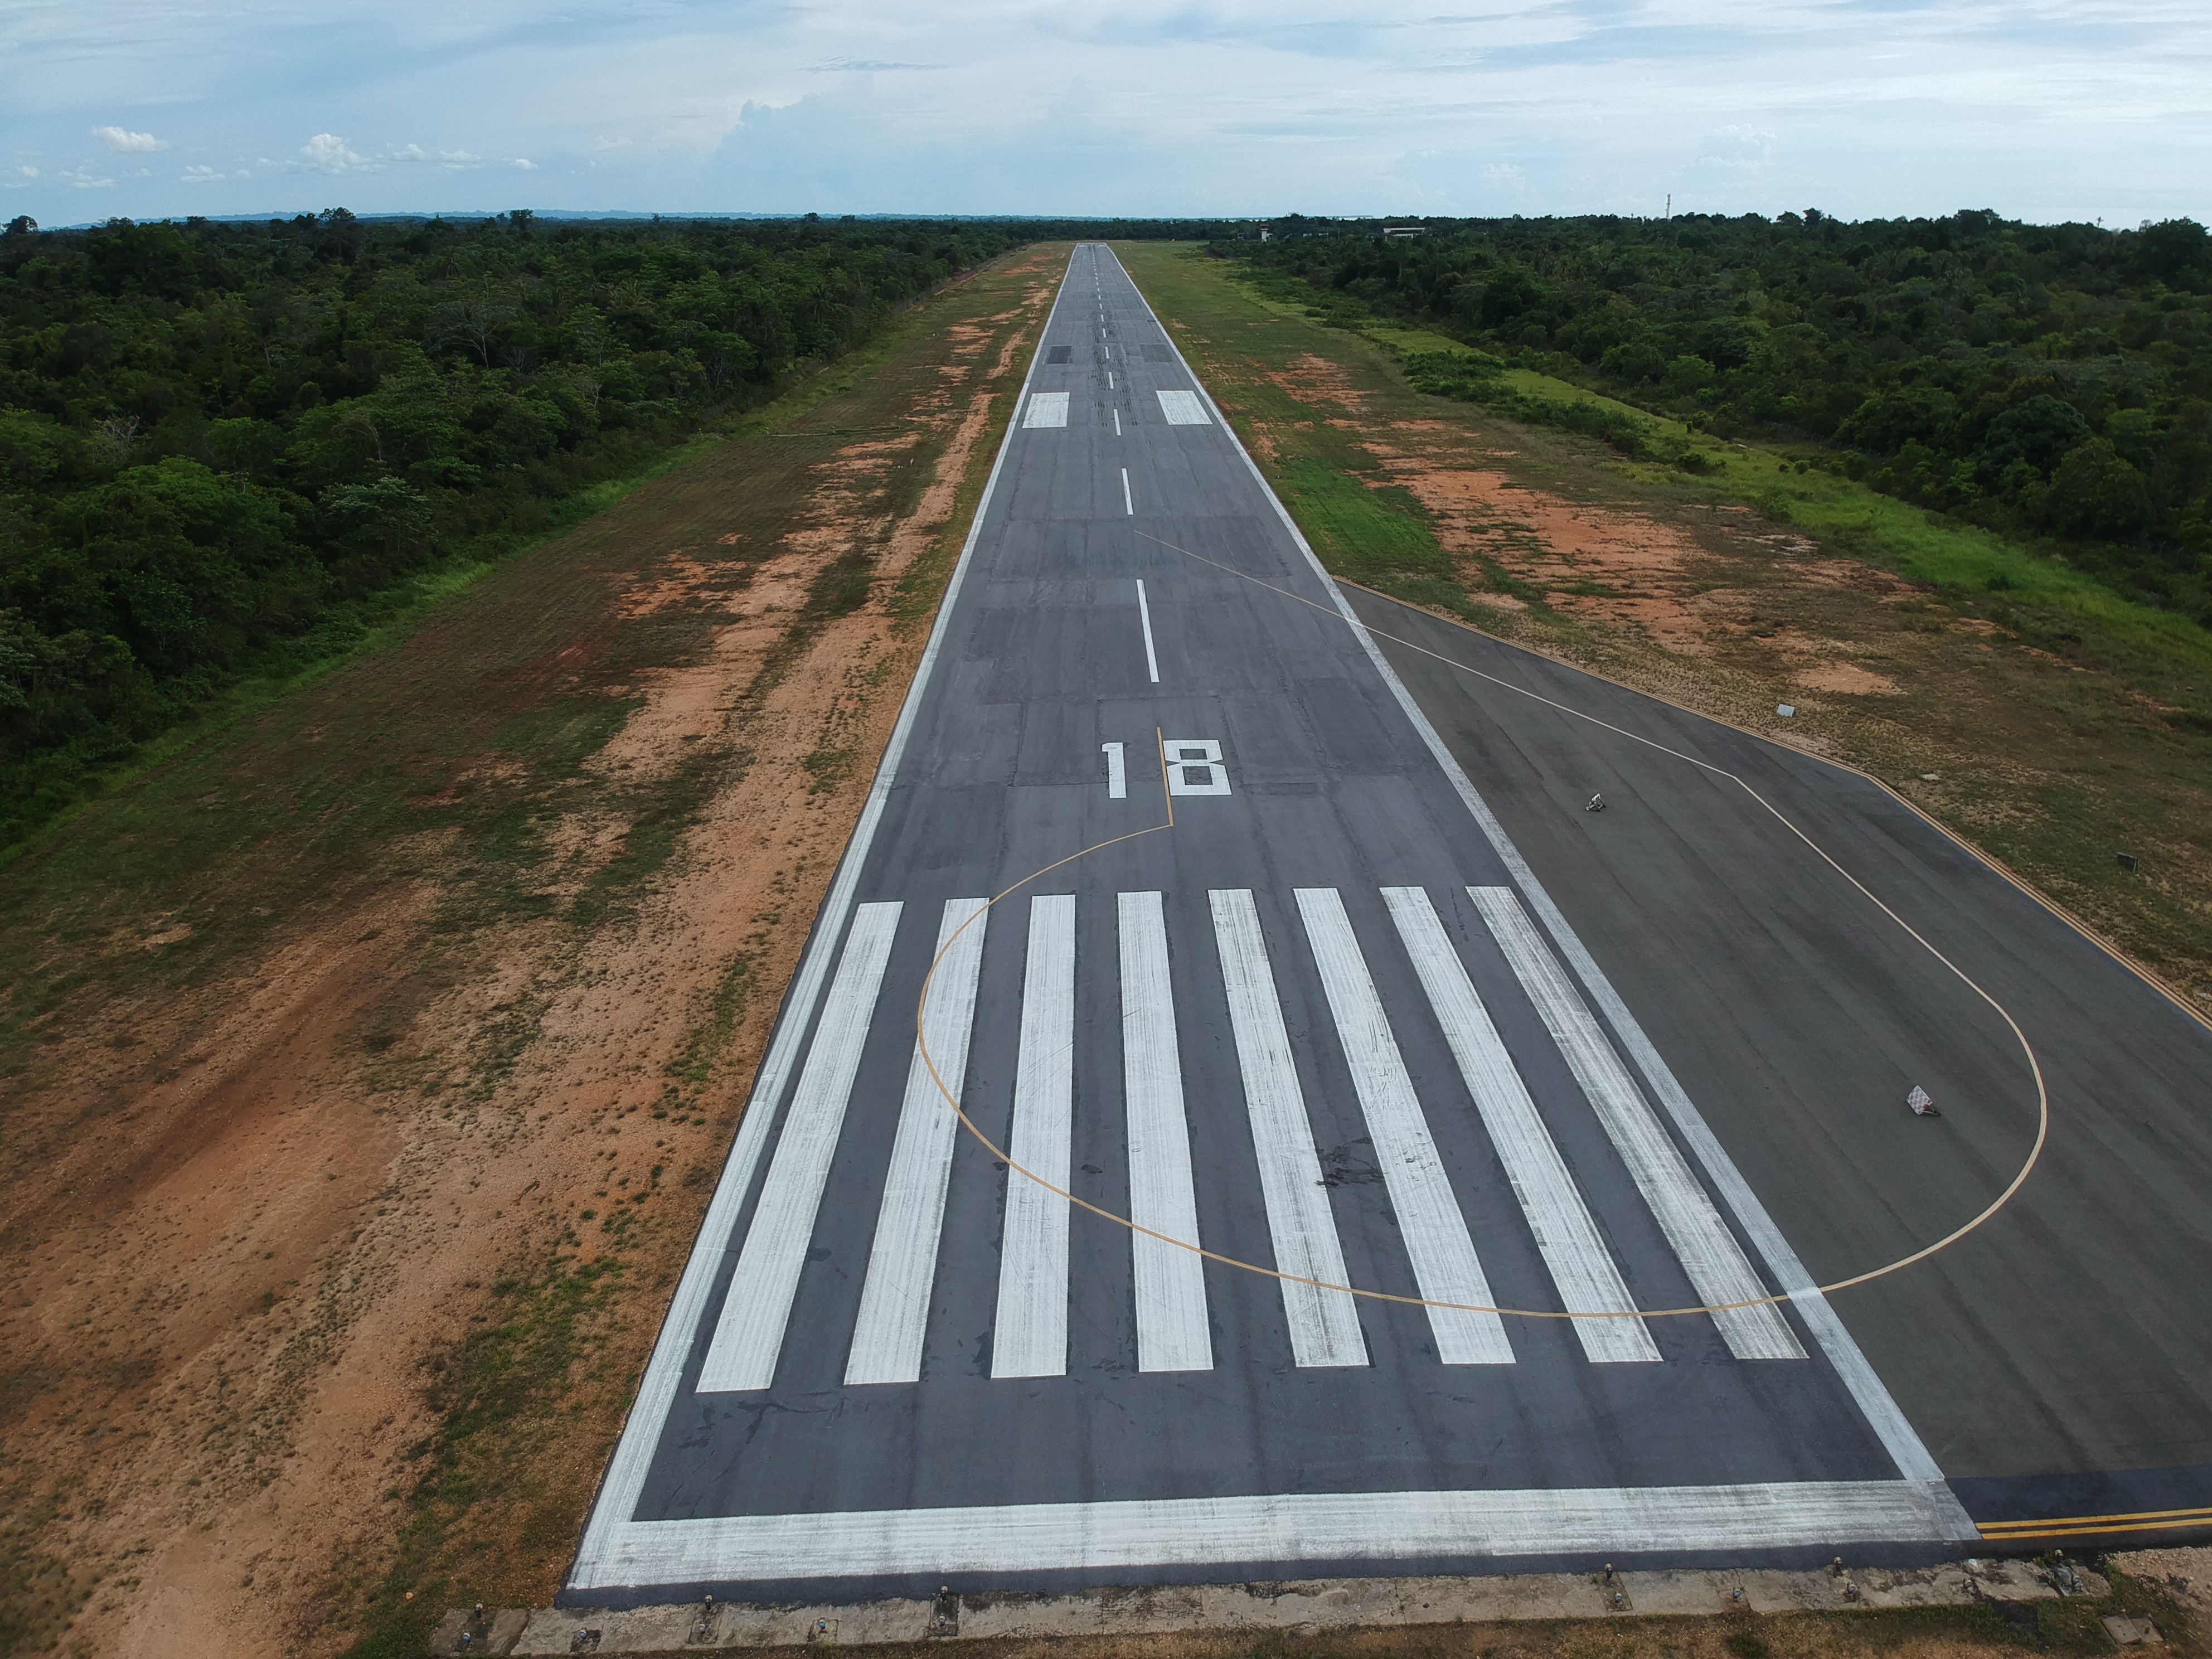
3,0,2209,229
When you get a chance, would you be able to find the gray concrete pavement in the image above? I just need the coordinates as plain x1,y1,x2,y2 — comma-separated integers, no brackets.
1343,585,2212,1525
562,244,2205,1608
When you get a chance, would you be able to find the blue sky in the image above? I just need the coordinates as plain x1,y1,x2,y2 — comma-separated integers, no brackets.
4,0,2208,226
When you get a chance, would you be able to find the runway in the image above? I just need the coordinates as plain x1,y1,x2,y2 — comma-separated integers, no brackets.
563,245,2212,1605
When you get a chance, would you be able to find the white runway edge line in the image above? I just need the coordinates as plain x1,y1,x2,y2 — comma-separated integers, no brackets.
1135,580,1160,683
1295,887,1514,1366
1115,247,1962,1512
1023,391,1069,429
1383,887,1658,1365
571,1480,1974,1589
1210,890,1368,1368
1119,892,1214,1374
1468,887,1804,1362
993,894,1077,1379
696,902,903,1393
844,899,991,1387
568,242,1080,1587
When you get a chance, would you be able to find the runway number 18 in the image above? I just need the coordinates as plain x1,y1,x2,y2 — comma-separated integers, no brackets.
1100,739,1232,799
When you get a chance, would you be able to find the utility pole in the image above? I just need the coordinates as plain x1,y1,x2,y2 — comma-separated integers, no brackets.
1665,193,1671,220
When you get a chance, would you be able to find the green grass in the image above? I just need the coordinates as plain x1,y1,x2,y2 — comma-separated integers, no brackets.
1197,245,2212,682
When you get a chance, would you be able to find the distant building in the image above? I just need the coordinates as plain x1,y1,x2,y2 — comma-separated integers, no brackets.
1382,225,1427,240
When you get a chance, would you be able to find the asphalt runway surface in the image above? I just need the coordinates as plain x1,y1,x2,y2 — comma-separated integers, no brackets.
564,245,2212,1605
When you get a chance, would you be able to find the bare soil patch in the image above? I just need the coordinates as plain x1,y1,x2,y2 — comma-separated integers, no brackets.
0,245,1063,1659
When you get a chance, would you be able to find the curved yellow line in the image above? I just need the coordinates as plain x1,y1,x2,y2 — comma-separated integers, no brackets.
900,543,2048,1324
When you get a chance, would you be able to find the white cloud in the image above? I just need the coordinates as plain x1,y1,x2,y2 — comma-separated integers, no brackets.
511,157,536,169
3,0,2209,222
180,163,232,183
91,125,168,153
297,132,373,172
18,165,38,179
1696,125,1777,174
60,164,116,189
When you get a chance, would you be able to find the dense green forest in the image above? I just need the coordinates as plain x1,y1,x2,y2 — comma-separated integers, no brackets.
0,211,1229,847
1219,211,2212,627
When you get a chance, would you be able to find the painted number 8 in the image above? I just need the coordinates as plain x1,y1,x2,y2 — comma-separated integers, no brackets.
1163,739,1230,797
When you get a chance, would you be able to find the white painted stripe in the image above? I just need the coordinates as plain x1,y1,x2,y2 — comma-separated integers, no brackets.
571,242,1081,1583
1102,740,1127,799
1023,391,1069,428
1119,892,1213,1373
1108,371,1115,390
1467,887,1806,1361
1113,406,1121,436
1157,389,1211,425
1209,890,1367,1368
573,1479,1973,1589
1294,888,1513,1365
1110,251,1952,1484
1121,468,1134,516
1135,579,1160,683
696,901,904,1393
1382,887,1658,1364
843,899,991,1386
992,894,1076,1379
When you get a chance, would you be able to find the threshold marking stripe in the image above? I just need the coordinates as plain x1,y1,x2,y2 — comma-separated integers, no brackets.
843,899,991,1387
696,901,904,1393
1119,892,1213,1373
992,894,1076,1379
1210,889,1367,1368
1468,887,1806,1361
1157,389,1211,425
1384,887,1658,1364
1023,391,1069,428
1295,887,1514,1365
1135,579,1160,682
577,1481,1971,1587
1121,468,1134,516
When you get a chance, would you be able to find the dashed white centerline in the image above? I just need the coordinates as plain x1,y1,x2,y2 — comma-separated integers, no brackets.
1121,468,1133,516
1113,408,1122,436
1135,580,1160,683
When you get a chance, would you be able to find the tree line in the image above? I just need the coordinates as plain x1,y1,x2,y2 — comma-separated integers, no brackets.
0,210,1224,846
1220,210,2212,627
